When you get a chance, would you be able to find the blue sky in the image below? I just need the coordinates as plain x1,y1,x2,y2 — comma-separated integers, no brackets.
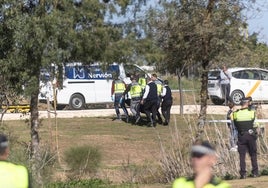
246,1,268,44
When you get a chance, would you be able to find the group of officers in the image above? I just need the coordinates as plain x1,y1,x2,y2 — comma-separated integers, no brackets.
111,73,173,127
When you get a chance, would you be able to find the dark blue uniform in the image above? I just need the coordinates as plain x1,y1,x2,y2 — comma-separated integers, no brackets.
232,107,258,178
142,81,158,126
161,84,173,125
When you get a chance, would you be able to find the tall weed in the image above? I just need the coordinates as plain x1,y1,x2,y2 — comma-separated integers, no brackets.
64,145,101,178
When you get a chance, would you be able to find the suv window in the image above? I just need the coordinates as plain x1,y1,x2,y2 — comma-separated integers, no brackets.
259,70,268,80
232,70,254,79
208,70,220,80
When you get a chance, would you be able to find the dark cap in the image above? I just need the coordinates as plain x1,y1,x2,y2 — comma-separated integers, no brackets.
191,140,215,156
246,96,252,101
0,134,8,148
240,97,251,104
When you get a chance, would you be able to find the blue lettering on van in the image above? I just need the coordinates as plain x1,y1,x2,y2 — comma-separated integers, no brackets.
73,67,86,79
65,64,119,80
88,72,112,79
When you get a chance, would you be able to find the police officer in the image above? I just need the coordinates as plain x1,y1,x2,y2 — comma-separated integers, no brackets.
153,74,163,124
111,74,129,121
161,80,173,126
231,97,259,179
0,134,31,188
122,76,143,124
141,74,158,127
172,140,230,188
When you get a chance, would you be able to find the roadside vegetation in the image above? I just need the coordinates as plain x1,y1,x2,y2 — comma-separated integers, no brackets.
1,112,268,187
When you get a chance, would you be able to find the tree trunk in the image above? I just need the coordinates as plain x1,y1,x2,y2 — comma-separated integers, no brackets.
196,0,215,140
30,81,43,186
196,60,209,139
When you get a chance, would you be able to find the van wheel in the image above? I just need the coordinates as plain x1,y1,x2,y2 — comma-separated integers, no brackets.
69,94,85,110
231,90,244,105
211,98,225,105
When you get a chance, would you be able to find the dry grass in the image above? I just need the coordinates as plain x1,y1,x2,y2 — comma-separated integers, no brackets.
2,111,268,187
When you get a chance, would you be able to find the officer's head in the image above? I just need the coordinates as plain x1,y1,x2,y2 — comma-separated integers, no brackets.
151,73,157,81
190,140,216,174
164,80,169,85
130,76,137,82
228,102,235,109
0,134,9,159
240,97,250,107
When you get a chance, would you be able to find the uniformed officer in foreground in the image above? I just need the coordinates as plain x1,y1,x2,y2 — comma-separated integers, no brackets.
0,134,31,188
231,97,259,179
172,140,230,188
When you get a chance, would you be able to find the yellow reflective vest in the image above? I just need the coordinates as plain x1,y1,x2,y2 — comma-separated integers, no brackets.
0,161,29,188
130,83,142,98
114,80,126,94
173,177,230,188
231,108,256,133
138,77,146,89
155,80,163,96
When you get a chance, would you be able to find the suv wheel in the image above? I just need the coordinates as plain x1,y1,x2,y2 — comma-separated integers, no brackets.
230,90,244,105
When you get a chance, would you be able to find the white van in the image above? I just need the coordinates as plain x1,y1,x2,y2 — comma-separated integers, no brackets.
208,67,268,105
39,63,149,110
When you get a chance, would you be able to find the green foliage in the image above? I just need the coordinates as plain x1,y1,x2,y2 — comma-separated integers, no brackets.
260,167,268,176
223,173,236,180
161,76,200,90
64,145,101,176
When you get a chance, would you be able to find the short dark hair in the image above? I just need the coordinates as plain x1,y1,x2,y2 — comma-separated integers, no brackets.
151,73,157,78
164,80,169,85
240,97,250,105
228,102,234,109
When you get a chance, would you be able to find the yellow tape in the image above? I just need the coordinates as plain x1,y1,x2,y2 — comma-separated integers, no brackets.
1,105,30,113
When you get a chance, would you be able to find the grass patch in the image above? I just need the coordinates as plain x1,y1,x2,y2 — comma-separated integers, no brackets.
2,114,268,187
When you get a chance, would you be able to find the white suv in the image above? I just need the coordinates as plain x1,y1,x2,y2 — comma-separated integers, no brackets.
208,67,268,105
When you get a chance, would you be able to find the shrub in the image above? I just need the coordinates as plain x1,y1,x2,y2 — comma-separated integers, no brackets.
261,167,268,175
64,145,101,176
45,179,138,188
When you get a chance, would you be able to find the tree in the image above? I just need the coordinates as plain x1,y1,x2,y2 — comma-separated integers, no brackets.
146,0,254,137
0,0,142,185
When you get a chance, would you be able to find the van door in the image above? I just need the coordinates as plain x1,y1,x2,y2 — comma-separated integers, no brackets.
92,64,118,103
